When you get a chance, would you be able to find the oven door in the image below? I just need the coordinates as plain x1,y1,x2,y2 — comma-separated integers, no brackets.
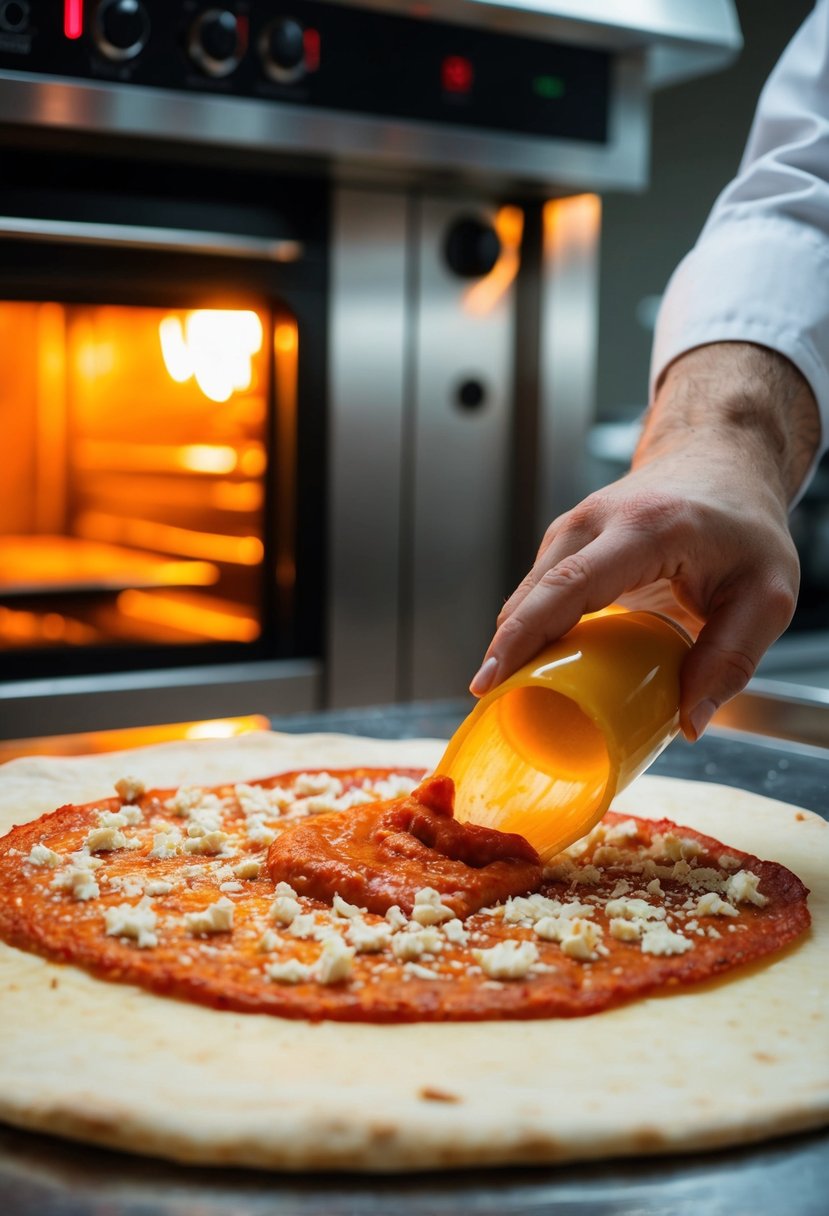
0,148,328,735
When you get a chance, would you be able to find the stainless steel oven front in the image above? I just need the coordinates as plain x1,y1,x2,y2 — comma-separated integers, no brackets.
0,0,740,738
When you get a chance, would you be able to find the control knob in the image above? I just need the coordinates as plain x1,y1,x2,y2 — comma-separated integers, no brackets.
189,8,243,78
444,216,501,279
260,16,307,84
94,0,150,62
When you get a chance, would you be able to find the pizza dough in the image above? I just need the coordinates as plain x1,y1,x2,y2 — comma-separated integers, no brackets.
0,731,827,1171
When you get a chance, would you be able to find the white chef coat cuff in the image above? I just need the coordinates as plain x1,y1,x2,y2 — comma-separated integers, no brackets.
650,215,829,506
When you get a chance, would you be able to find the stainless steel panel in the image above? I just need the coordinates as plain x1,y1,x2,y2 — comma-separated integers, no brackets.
327,188,408,708
0,60,649,194
0,216,302,261
0,660,322,739
408,197,514,700
536,193,602,534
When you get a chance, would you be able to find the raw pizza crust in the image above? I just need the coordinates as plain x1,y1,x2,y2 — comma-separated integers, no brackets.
0,730,826,1172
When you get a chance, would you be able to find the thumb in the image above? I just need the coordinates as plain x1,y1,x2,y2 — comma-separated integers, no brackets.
678,588,793,741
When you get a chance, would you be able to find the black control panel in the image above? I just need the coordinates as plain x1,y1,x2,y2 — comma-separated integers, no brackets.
0,1,610,144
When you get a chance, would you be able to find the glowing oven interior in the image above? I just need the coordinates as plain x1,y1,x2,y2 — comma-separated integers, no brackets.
0,301,298,658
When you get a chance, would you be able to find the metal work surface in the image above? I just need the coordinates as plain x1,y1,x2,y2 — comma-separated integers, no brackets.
1,699,827,1216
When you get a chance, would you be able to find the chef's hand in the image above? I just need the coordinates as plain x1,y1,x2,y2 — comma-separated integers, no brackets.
470,343,821,741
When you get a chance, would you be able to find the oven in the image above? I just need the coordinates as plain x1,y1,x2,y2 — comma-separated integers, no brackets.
0,0,740,739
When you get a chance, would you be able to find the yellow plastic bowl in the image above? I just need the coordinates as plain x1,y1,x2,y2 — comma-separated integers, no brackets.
437,610,691,860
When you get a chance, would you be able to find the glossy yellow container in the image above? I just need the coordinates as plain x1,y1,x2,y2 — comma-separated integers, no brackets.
437,610,691,860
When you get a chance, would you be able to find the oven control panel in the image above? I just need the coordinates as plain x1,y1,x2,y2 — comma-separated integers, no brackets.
0,0,609,144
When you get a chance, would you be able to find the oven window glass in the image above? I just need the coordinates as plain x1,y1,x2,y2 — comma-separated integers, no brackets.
0,301,298,657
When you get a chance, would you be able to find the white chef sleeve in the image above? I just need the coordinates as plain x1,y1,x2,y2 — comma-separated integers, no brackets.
650,0,829,502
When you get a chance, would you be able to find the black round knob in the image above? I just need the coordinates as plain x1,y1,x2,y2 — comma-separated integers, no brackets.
444,216,501,279
0,0,29,34
456,378,487,411
189,8,242,77
260,16,306,83
95,0,150,61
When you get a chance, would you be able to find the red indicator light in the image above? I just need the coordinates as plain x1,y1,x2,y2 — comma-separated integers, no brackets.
442,55,474,94
303,27,321,72
64,0,84,40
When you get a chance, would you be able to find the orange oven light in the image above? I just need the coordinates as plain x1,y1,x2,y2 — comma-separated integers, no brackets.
159,310,264,403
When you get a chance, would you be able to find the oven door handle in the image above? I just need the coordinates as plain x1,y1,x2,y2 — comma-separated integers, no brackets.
0,215,303,262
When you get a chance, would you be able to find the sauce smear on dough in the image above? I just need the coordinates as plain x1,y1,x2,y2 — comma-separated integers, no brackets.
0,767,811,1023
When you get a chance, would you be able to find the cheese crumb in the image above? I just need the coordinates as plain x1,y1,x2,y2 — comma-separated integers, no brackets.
233,857,262,879
315,935,354,984
266,958,314,984
51,858,101,902
149,830,182,859
385,905,408,931
182,829,231,856
441,918,469,946
725,869,768,907
559,918,605,961
346,918,392,953
695,891,739,918
404,962,444,981
473,940,538,981
269,894,302,926
609,917,643,942
392,926,443,961
640,922,693,956
105,897,157,947
411,887,455,926
145,879,175,896
332,893,365,919
604,897,666,923
115,775,145,803
84,826,128,853
26,844,62,868
184,897,235,935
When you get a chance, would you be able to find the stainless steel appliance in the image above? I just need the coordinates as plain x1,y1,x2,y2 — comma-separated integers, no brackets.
0,0,740,737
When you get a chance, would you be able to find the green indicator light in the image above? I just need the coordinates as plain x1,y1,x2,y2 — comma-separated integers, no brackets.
533,74,565,100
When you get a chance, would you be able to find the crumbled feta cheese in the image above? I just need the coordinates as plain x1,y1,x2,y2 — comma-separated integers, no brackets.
604,819,640,844
85,826,129,853
367,774,418,800
441,918,469,946
51,859,101,902
604,897,666,922
646,878,663,898
265,958,314,984
559,918,605,961
115,775,145,803
257,929,280,953
219,880,243,893
473,940,539,980
610,879,632,898
182,829,230,855
294,771,343,798
719,853,741,871
270,894,302,925
97,806,142,829
289,913,329,940
105,897,157,947
640,922,693,956
543,857,577,883
695,891,739,918
404,962,444,981
149,829,182,859
144,879,175,896
391,926,443,961
385,905,408,931
332,893,365,919
26,844,62,869
315,935,354,984
233,857,262,879
243,816,276,846
725,869,768,907
609,917,643,942
184,897,234,935
411,887,455,925
347,917,392,953
571,864,603,885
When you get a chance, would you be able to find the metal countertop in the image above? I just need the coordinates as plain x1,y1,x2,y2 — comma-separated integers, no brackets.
2,700,827,1216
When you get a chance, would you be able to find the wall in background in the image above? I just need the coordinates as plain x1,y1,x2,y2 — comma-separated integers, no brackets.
596,0,815,423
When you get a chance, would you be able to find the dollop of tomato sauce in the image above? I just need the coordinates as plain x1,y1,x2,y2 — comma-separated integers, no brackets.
267,775,543,917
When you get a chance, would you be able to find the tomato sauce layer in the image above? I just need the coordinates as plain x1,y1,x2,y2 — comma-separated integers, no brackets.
0,767,811,1023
